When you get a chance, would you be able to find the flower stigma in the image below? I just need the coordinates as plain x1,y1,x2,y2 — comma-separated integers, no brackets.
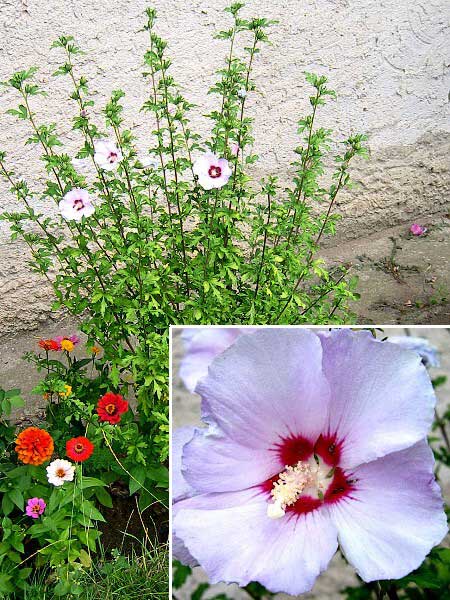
267,456,334,519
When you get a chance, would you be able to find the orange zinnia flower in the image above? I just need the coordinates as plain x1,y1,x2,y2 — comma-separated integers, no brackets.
15,427,54,466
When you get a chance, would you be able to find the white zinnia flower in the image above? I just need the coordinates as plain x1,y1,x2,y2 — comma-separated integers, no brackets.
192,152,232,190
59,188,95,221
46,459,75,486
93,139,123,171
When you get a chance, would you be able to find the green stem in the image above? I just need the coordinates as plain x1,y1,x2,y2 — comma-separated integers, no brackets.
253,190,272,301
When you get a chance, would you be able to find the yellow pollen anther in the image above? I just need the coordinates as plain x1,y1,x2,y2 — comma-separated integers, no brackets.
267,461,313,519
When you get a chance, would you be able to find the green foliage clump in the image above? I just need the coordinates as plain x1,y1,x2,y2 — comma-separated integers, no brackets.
0,3,367,456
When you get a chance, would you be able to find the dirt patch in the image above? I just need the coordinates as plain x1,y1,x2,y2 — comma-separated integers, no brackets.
322,215,450,325
98,489,168,555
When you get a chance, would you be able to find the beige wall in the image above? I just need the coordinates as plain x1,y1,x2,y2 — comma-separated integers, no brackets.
0,0,449,335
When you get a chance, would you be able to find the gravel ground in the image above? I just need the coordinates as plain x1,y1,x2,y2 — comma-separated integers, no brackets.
171,326,450,600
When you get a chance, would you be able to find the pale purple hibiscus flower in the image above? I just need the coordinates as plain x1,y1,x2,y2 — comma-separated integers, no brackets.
25,497,46,519
93,139,123,171
59,188,95,221
192,152,232,190
179,328,254,392
173,328,447,595
230,142,240,156
388,336,440,368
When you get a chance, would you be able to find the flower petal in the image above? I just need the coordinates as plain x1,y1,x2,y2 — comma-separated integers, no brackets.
172,426,197,501
217,158,232,178
319,330,436,467
174,490,338,595
179,328,246,392
197,329,330,449
81,203,95,218
173,534,198,567
182,426,281,493
192,153,213,177
388,336,439,368
329,440,447,582
183,330,330,493
196,173,215,190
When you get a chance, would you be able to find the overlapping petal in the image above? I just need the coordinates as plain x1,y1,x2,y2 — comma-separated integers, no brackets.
174,490,338,595
318,330,436,468
196,329,330,448
182,426,281,493
180,328,247,392
329,440,447,581
172,426,196,502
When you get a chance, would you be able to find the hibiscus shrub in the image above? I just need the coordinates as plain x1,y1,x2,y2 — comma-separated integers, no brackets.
0,3,366,440
0,338,168,597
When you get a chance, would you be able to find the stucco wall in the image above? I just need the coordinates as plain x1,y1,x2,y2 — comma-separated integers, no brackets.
0,0,449,335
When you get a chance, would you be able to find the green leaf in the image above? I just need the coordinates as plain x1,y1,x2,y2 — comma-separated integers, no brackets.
172,560,192,589
2,494,14,516
81,500,106,522
94,486,113,508
8,487,24,510
0,573,14,593
79,548,92,568
129,465,146,495
80,476,107,490
8,395,24,409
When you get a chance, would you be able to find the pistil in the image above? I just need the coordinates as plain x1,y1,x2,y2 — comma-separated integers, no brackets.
267,461,313,519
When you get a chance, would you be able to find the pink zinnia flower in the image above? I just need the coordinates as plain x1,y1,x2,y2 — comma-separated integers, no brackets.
53,335,80,350
59,188,95,221
173,328,446,595
410,223,427,236
25,497,46,519
192,152,232,190
94,139,123,171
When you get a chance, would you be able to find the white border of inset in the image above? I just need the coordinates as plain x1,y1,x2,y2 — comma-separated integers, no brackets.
168,323,448,597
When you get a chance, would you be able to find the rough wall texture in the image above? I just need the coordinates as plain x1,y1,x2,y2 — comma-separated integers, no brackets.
0,0,449,335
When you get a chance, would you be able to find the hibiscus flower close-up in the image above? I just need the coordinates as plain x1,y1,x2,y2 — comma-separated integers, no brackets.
172,328,448,596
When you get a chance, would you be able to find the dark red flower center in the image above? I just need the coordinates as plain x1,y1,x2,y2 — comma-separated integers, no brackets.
108,152,118,163
74,443,84,453
262,432,356,518
105,403,117,415
73,198,85,211
208,165,222,178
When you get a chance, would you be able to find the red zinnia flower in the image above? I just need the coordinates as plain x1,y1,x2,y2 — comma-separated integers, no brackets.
66,436,94,462
16,427,54,465
97,392,129,424
38,339,59,352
